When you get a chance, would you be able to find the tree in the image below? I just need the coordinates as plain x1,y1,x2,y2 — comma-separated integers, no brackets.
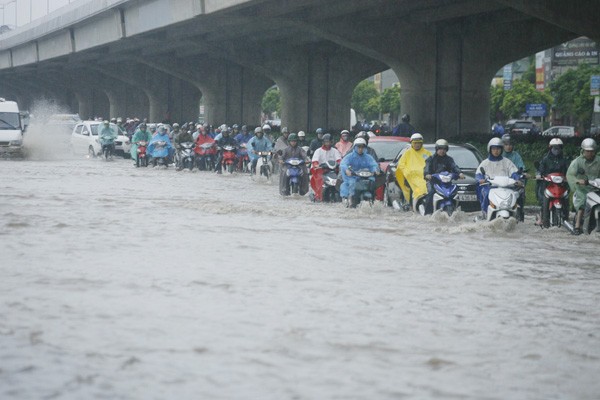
261,86,281,117
550,64,600,130
490,85,505,122
380,84,401,124
352,80,380,120
500,79,552,119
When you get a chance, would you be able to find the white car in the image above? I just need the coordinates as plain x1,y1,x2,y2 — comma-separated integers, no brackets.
70,121,131,158
542,126,577,138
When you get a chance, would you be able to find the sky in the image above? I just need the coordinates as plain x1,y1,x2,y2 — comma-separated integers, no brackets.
0,0,73,28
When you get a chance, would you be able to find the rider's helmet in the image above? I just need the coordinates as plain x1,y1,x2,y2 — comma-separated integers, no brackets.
241,125,247,132
255,126,263,136
316,128,323,136
435,139,449,151
341,129,350,139
110,118,116,123
262,124,271,132
138,122,147,130
487,137,503,152
116,117,122,123
354,138,367,147
581,138,598,151
158,125,167,133
232,124,239,130
501,134,512,145
401,114,410,123
549,138,563,147
281,127,289,134
224,127,232,135
322,133,332,144
298,131,306,138
356,131,369,144
410,133,424,142
172,123,180,129
196,123,203,130
288,133,298,142
103,119,110,125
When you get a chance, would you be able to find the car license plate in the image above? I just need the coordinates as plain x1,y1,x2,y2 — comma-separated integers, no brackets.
458,194,477,202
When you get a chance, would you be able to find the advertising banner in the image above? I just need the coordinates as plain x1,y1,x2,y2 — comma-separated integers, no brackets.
552,37,599,66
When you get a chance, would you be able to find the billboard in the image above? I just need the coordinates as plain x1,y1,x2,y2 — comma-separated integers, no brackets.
535,52,544,91
552,37,599,66
503,64,512,90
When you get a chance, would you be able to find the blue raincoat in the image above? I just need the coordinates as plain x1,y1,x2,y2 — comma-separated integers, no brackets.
340,147,379,197
147,133,173,158
247,135,273,161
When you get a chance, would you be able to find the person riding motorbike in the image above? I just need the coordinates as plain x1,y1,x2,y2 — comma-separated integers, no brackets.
392,114,416,137
308,128,324,157
396,133,432,209
335,130,353,157
171,123,181,141
147,124,173,166
247,126,273,174
262,124,275,144
475,137,522,219
278,133,309,196
98,120,117,159
566,138,600,235
340,138,379,206
174,125,195,171
310,133,342,201
130,122,152,164
214,127,238,174
273,127,290,169
423,139,464,215
534,138,570,225
297,130,308,148
502,134,527,221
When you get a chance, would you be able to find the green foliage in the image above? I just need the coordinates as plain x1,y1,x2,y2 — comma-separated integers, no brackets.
490,85,505,122
550,64,600,130
521,56,536,84
380,84,401,121
352,80,380,120
500,79,553,119
261,87,281,115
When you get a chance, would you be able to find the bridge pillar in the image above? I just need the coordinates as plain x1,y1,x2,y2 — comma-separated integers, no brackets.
141,57,272,126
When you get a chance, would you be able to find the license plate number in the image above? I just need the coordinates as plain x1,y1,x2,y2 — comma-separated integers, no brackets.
458,194,477,202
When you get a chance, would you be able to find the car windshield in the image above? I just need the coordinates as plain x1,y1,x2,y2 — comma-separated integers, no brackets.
514,122,533,129
0,112,20,130
368,141,409,161
90,123,121,136
423,145,481,170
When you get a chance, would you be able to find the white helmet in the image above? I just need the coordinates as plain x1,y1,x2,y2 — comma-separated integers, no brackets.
549,138,563,147
262,124,271,131
581,138,597,151
298,130,305,137
354,138,367,146
435,139,449,150
410,133,424,142
487,137,503,152
254,126,262,134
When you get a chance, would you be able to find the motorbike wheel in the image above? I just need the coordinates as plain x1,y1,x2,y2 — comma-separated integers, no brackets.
383,186,392,207
143,157,148,167
136,157,140,168
291,182,299,195
445,204,454,217
187,159,193,171
553,208,563,227
228,163,234,174
541,197,550,228
88,146,96,158
243,159,249,173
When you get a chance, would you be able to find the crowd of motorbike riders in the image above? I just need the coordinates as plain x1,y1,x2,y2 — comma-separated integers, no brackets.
100,116,599,235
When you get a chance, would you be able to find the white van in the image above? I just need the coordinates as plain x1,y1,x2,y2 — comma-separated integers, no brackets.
0,98,24,156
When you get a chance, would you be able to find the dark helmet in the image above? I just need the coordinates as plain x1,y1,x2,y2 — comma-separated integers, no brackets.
288,133,298,141
241,125,247,132
322,133,332,143
316,128,323,135
501,134,512,145
232,124,239,130
138,122,147,129
356,130,369,144
401,114,410,123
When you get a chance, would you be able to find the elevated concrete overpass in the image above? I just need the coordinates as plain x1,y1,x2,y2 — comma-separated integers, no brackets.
0,0,598,138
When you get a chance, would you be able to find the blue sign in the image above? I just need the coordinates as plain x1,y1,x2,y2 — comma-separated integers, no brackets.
526,103,547,117
591,75,600,96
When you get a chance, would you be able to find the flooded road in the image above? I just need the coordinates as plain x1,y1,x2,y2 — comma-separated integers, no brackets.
1,156,599,399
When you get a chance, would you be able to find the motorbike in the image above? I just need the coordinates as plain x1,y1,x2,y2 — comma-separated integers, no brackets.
284,157,305,195
178,142,196,171
221,144,237,174
582,178,600,234
98,134,115,160
422,171,459,216
150,140,170,167
539,172,569,228
195,142,217,171
348,167,376,208
480,167,522,221
237,143,250,173
136,140,149,167
255,151,273,180
321,160,341,202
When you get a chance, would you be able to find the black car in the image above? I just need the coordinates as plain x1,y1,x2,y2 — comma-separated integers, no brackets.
383,143,483,212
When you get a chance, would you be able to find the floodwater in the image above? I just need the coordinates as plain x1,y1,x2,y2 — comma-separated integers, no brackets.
1,149,599,399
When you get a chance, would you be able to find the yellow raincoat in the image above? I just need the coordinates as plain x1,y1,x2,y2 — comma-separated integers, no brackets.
396,146,432,202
